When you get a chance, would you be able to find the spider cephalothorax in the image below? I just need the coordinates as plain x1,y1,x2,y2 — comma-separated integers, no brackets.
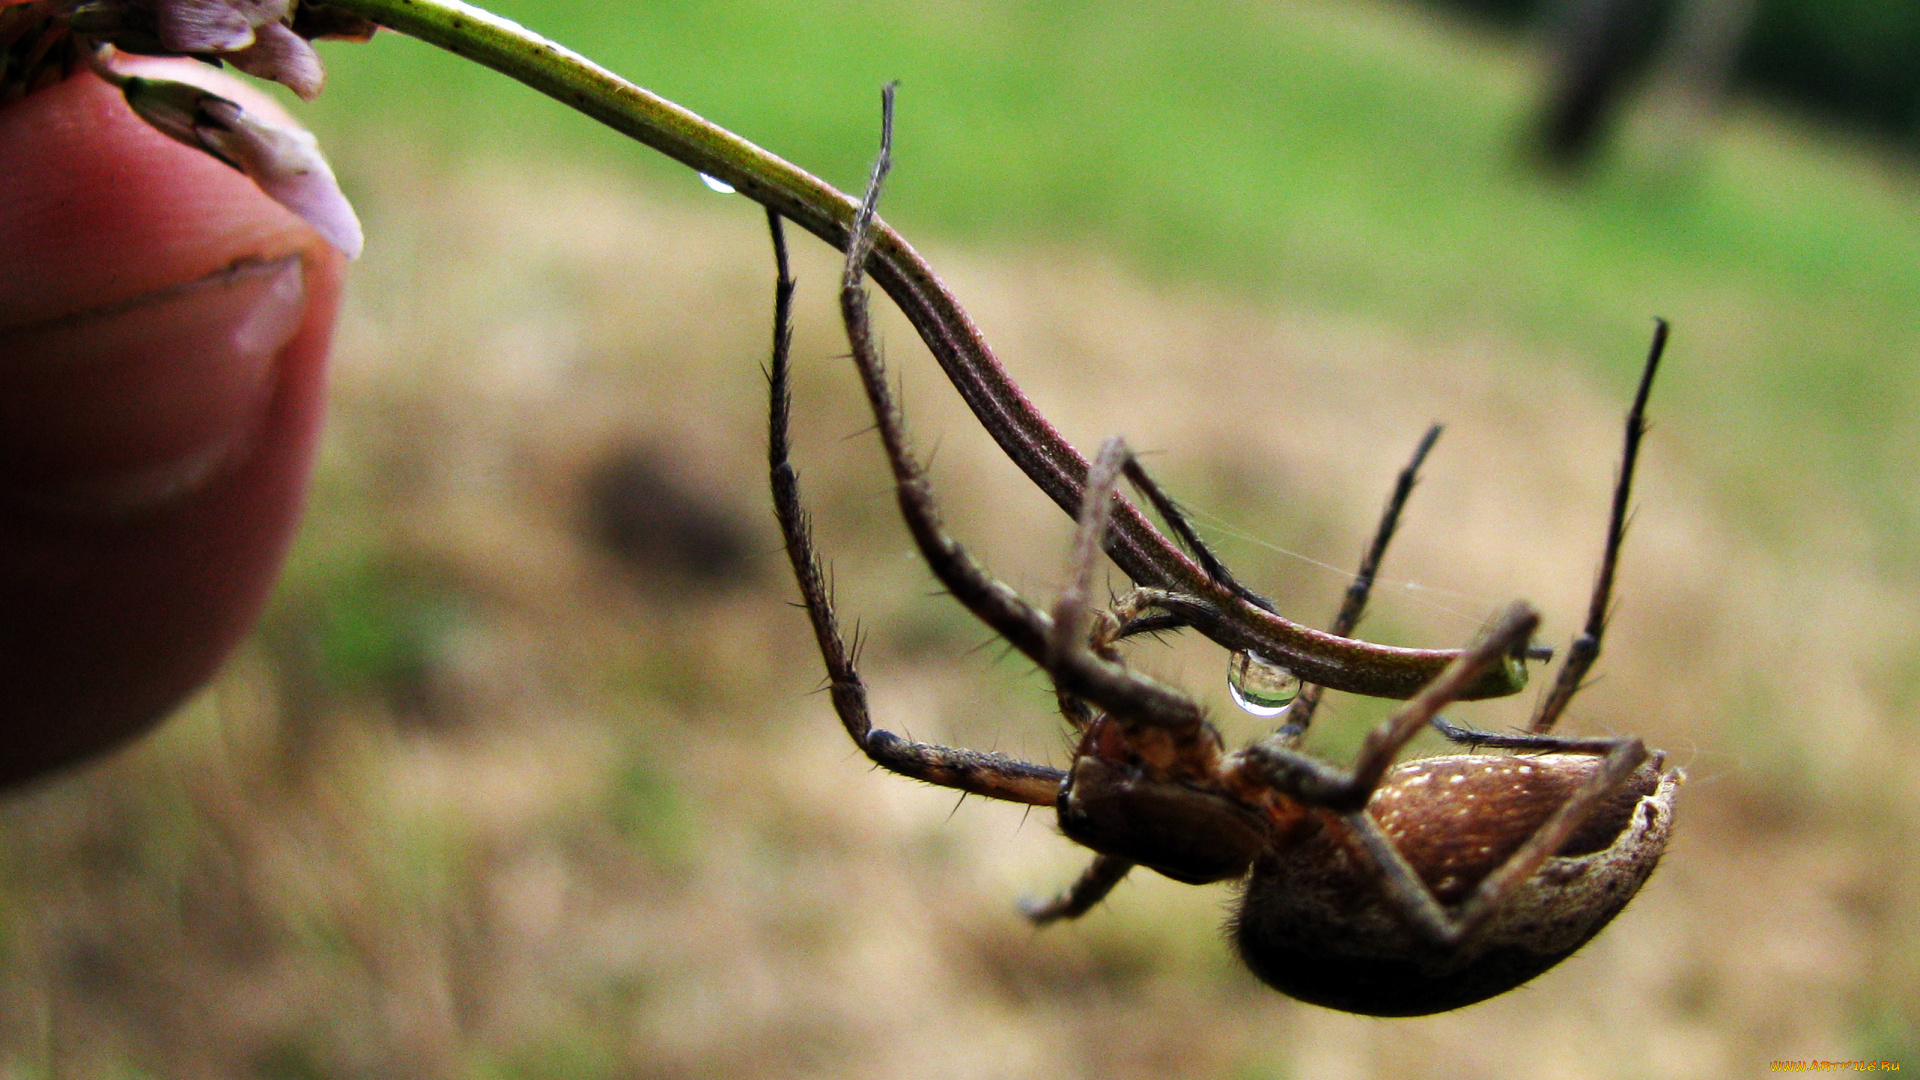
766,89,1681,1017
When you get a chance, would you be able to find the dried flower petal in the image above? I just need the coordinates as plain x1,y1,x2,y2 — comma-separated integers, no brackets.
120,73,224,157
226,18,319,99
152,0,254,53
59,0,329,98
122,74,363,259
1,1,84,103
197,96,360,257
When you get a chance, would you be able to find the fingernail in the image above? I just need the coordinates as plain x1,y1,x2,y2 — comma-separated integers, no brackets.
0,255,305,518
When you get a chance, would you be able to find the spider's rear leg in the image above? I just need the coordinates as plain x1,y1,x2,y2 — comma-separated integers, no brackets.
1230,604,1543,941
1238,604,1654,950
1282,424,1443,744
766,209,1063,808
1275,425,1556,747
1529,319,1667,734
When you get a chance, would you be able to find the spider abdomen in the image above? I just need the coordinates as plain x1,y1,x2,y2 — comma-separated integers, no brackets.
1233,753,1682,1016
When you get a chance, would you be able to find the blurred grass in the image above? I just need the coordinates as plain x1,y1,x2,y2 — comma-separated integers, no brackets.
303,0,1920,556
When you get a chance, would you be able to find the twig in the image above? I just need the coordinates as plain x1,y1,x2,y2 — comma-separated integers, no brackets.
323,0,1535,701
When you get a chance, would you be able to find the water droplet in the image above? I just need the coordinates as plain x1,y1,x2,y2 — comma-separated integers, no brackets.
699,173,736,194
1227,650,1300,717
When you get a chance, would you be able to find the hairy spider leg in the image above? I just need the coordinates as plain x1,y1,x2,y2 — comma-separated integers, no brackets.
1232,319,1671,947
836,98,1061,672
1283,423,1445,743
1112,454,1277,615
767,208,1064,807
837,100,1235,748
1227,605,1640,949
1422,317,1666,757
1527,319,1668,735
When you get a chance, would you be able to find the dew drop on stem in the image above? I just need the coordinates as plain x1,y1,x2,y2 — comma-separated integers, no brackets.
1228,650,1300,718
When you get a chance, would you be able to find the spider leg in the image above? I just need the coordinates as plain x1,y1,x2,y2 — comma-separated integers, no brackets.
1432,716,1626,755
1328,423,1444,641
1530,319,1667,734
1044,437,1219,747
1115,455,1275,614
836,87,1058,671
1233,603,1540,812
1018,853,1136,925
1237,607,1650,948
1284,423,1445,742
767,208,1063,807
837,97,1219,749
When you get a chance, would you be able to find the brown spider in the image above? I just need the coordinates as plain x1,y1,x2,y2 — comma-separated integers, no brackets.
766,92,1681,1017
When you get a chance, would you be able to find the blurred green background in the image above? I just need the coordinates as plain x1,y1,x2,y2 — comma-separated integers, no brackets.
5,0,1920,1075
307,0,1920,558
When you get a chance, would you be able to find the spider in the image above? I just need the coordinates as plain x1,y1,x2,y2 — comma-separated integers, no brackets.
765,95,1682,1017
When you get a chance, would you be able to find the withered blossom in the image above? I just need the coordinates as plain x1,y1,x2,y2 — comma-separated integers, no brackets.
121,71,363,257
1,0,86,103
3,0,371,258
62,0,373,100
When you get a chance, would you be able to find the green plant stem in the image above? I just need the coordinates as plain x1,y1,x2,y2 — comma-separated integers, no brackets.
325,0,1527,701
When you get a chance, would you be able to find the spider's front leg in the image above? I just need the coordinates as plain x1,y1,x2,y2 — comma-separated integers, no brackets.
1022,447,1310,924
766,208,1064,808
1030,439,1279,893
827,92,1282,886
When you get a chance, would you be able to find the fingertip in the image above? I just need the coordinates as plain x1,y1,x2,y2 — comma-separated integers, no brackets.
0,65,348,786
0,63,336,325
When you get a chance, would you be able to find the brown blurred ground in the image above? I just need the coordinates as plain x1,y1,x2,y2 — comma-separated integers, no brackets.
0,161,1912,1078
